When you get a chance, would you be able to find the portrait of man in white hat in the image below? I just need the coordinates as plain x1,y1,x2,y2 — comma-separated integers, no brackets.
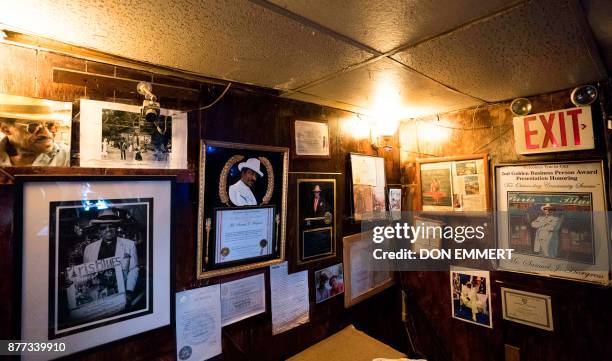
229,157,264,206
531,203,562,258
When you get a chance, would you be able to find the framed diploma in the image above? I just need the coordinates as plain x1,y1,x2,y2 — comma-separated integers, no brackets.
494,160,609,285
18,176,173,358
501,287,553,331
296,178,337,265
197,140,289,279
291,119,331,159
416,154,490,212
343,231,394,308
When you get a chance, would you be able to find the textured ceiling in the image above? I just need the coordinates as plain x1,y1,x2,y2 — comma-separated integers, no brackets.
391,0,607,102
0,0,610,119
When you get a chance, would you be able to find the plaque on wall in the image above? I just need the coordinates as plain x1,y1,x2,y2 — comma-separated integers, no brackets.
19,176,173,358
296,178,336,264
197,140,288,279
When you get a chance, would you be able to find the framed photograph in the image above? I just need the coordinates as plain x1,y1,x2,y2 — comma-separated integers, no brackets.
388,186,402,220
297,178,336,264
412,216,444,252
501,287,553,331
79,99,188,169
0,93,72,167
343,231,394,308
416,154,490,212
197,140,288,279
450,267,492,328
350,153,386,220
314,263,344,303
495,160,609,285
19,176,173,358
291,119,330,159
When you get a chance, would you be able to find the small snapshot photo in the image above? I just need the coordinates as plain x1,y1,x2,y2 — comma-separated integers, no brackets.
450,267,492,328
314,263,344,303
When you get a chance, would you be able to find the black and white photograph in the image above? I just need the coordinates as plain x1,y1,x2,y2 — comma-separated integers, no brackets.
0,92,72,167
20,178,172,358
50,200,153,338
198,140,288,278
79,99,188,169
297,179,336,263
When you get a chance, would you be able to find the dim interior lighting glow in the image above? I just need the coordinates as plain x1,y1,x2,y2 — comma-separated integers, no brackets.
344,115,371,139
417,118,451,143
570,85,598,106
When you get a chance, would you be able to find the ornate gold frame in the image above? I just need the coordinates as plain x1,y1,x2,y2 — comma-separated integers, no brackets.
197,140,288,279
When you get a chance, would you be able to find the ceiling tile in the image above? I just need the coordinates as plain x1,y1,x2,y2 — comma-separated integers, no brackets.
281,91,370,115
292,58,481,118
266,0,523,53
392,0,607,101
0,0,374,90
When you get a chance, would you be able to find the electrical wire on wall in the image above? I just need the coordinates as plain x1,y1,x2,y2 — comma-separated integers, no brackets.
166,82,232,118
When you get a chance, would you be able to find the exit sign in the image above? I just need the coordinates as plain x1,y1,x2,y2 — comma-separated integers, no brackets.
512,106,594,154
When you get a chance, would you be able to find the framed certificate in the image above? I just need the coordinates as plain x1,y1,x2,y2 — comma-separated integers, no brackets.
501,287,553,331
291,119,330,159
197,141,288,278
214,206,275,264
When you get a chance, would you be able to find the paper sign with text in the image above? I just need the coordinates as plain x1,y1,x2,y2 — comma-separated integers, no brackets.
513,106,594,154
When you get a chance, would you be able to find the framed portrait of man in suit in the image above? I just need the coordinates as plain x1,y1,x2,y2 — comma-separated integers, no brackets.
296,178,336,264
197,140,289,279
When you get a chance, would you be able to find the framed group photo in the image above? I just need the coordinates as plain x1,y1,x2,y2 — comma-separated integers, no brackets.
197,140,289,279
19,176,173,358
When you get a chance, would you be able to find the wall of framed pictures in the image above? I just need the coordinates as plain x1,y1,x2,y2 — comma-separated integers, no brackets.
398,88,612,361
0,41,405,360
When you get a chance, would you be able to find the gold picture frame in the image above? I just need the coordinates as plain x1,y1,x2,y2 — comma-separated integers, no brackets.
197,140,289,279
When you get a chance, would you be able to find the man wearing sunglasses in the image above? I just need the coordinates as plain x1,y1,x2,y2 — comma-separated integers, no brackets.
0,117,70,166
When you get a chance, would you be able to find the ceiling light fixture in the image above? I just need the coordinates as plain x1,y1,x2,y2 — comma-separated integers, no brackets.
510,98,532,116
570,85,598,106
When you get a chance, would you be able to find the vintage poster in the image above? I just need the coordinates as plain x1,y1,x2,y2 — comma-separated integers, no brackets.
495,161,609,284
420,162,453,211
450,267,492,328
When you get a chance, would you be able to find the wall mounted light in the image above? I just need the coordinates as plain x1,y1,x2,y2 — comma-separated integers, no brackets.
570,85,598,106
136,81,160,122
510,98,532,116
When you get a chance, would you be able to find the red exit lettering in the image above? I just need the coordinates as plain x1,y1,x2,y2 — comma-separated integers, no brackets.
523,108,582,149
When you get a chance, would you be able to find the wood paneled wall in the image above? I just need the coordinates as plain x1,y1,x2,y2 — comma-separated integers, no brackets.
398,88,612,361
0,42,405,360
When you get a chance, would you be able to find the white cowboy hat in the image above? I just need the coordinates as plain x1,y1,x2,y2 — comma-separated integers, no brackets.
238,158,264,177
312,185,322,192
